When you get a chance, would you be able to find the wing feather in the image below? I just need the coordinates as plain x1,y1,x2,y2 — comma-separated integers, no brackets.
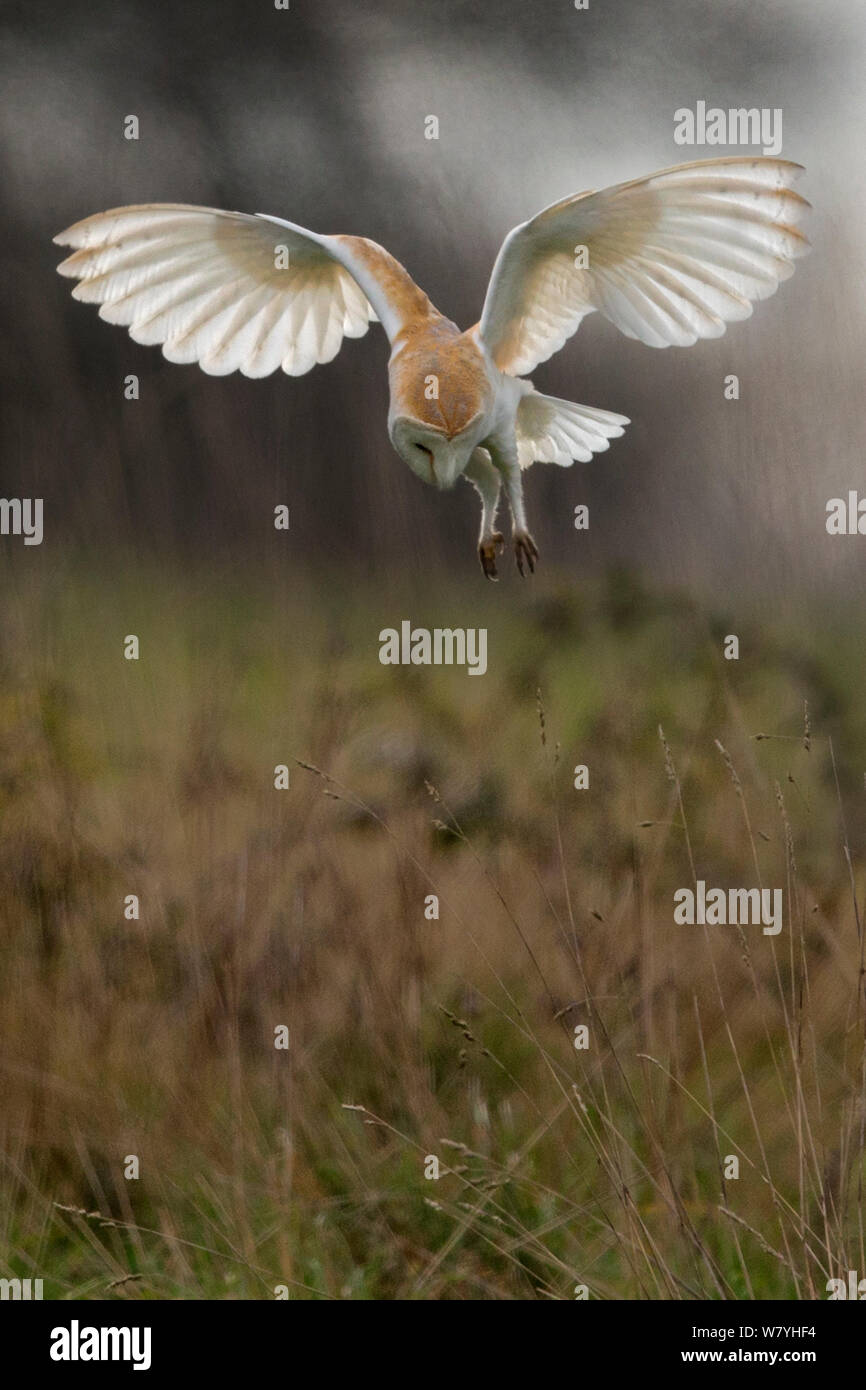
55,203,428,378
517,392,629,468
479,157,810,375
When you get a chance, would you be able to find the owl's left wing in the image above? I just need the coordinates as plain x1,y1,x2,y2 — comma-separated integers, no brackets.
478,157,810,377
55,204,431,377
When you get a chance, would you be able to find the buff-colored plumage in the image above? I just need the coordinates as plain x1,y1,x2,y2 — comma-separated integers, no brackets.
55,157,810,577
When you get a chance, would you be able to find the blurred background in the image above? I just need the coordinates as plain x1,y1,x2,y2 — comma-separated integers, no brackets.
1,0,864,597
2,0,866,1301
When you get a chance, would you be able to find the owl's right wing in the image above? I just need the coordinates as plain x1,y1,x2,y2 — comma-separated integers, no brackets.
54,204,431,377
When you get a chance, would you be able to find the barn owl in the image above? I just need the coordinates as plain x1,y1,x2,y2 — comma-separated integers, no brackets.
55,157,809,578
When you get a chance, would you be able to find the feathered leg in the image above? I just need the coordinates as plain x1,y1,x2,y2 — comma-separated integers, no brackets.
486,438,538,576
464,447,504,580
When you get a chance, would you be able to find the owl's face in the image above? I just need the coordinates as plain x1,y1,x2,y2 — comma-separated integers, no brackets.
389,414,484,490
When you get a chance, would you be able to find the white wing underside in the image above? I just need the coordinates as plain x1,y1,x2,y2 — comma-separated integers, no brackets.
479,157,811,376
53,205,415,378
517,392,630,468
55,158,810,398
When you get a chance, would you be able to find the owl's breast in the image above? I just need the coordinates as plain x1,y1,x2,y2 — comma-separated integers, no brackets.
388,321,494,438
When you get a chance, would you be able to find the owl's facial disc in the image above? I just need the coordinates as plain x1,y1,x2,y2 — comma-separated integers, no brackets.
389,414,483,491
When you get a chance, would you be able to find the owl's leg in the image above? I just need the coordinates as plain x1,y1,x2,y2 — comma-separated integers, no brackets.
486,439,538,576
464,448,504,579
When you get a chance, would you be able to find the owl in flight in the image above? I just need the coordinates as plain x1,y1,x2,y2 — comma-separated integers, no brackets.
55,157,809,578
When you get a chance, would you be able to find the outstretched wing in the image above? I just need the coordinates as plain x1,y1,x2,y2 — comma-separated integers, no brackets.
54,204,431,377
478,158,810,377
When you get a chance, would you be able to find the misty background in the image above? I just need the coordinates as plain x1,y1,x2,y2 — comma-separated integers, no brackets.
1,0,864,603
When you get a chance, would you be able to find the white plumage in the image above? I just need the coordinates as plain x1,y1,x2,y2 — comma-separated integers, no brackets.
55,157,810,578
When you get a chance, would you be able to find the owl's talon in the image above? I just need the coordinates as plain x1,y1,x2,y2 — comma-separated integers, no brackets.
478,531,505,580
514,531,538,576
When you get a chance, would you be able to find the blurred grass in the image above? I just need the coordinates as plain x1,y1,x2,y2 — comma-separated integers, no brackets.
0,557,865,1299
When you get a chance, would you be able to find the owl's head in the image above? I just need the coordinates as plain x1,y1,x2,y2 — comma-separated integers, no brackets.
389,414,485,490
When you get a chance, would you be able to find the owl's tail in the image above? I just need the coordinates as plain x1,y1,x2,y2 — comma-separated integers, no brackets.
516,390,629,469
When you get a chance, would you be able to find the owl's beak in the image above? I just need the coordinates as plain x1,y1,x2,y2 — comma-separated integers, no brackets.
417,443,436,483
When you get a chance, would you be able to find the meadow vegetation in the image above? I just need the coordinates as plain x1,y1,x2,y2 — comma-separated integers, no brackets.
1,559,864,1299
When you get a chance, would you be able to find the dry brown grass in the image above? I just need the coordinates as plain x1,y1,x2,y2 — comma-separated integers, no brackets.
0,559,864,1299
